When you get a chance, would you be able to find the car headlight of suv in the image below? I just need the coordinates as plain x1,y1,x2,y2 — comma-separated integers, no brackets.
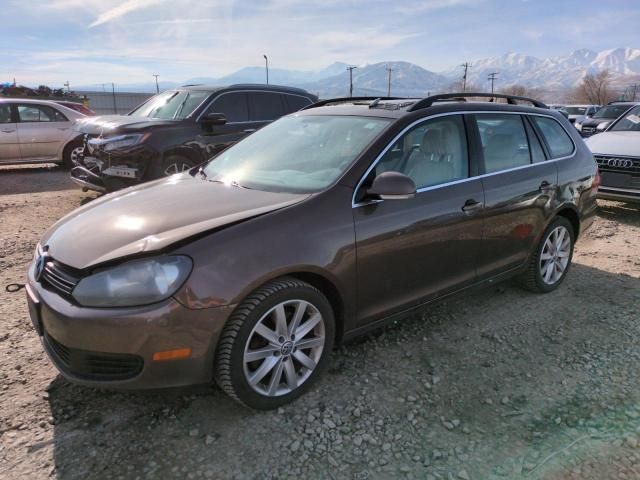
596,122,609,131
72,255,192,307
575,122,582,131
89,133,149,152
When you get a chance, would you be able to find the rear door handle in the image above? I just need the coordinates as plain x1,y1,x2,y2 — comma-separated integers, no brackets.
461,198,483,213
1,129,15,133
243,128,257,134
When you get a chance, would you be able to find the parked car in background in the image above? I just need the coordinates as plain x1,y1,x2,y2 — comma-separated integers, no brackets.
54,100,96,116
563,104,600,124
576,102,638,137
586,104,640,203
0,98,85,167
71,84,317,192
26,92,598,409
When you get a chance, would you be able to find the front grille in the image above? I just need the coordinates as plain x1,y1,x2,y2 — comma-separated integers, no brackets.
44,331,144,381
595,155,640,175
41,260,80,297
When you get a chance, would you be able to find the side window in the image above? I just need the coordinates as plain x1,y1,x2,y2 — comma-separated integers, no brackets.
530,116,574,158
375,115,469,189
0,104,12,124
249,92,285,121
284,94,312,112
53,109,68,122
17,104,58,122
524,118,547,163
475,114,530,174
206,93,249,123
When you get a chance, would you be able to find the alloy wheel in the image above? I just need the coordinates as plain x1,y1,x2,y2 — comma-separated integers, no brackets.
243,300,325,397
70,146,84,166
539,225,571,285
163,162,192,176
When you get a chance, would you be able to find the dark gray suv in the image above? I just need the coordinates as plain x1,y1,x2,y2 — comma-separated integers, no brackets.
27,93,599,409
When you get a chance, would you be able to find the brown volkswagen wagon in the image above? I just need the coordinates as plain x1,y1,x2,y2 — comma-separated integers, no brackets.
26,93,599,409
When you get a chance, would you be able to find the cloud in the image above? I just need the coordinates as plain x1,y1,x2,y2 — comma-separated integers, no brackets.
89,0,166,28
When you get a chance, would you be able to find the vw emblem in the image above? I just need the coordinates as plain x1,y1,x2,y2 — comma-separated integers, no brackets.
34,250,49,282
607,158,634,169
280,341,294,356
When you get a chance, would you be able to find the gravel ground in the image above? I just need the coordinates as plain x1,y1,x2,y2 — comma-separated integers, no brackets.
1,165,639,480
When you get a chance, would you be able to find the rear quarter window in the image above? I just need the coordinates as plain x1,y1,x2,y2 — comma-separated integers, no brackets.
284,94,312,112
249,92,285,121
531,116,574,158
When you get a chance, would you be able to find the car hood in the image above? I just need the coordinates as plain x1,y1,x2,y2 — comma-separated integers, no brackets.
41,174,309,270
75,115,178,135
586,131,640,157
581,117,612,128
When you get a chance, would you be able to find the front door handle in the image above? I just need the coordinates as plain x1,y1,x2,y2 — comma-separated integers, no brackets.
57,127,69,131
539,180,554,192
461,198,482,213
243,128,257,134
1,129,15,133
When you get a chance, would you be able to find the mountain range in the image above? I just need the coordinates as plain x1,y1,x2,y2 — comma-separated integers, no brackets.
76,47,640,99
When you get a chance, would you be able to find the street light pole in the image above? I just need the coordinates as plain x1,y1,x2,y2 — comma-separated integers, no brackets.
153,74,160,93
263,55,269,84
347,66,358,97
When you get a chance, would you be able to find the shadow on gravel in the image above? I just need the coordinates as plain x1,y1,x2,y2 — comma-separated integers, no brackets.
597,200,640,227
0,165,76,195
46,263,640,479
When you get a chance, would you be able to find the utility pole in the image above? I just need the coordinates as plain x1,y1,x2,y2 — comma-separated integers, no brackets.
263,55,269,84
628,83,639,101
460,62,471,92
386,65,393,97
111,82,117,114
152,74,160,93
64,80,70,93
488,72,498,96
347,66,358,97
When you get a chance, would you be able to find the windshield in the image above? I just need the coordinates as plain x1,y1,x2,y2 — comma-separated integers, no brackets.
564,106,587,115
610,105,640,132
202,115,390,193
129,90,209,120
593,104,630,119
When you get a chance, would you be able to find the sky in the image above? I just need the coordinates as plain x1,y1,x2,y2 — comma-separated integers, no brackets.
1,0,639,88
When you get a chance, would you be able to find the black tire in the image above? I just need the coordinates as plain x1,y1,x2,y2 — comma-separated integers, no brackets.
214,277,335,410
517,216,575,293
152,154,197,179
62,140,84,169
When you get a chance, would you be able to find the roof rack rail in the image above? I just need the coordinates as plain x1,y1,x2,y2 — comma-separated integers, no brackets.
300,96,405,110
407,92,548,112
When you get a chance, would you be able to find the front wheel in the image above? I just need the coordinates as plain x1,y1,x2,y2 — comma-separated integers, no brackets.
215,278,335,410
160,155,196,177
62,141,84,169
518,217,575,293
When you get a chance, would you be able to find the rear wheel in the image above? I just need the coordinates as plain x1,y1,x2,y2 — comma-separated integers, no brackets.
215,278,334,410
518,217,575,293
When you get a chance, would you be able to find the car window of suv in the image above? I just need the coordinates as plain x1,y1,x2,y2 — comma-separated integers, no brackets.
475,114,530,174
375,115,469,189
524,119,547,163
249,92,285,121
0,104,12,123
530,116,574,158
16,104,59,122
206,93,249,123
284,94,312,112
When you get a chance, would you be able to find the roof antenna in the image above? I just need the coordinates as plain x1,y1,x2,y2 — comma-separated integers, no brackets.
369,98,382,108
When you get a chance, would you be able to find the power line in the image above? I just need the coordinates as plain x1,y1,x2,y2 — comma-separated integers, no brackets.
346,66,358,97
460,62,471,92
488,72,499,95
386,65,393,97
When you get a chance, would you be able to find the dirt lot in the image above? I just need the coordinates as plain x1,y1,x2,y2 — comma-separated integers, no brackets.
1,165,639,480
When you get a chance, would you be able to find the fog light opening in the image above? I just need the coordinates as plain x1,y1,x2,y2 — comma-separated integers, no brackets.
152,348,192,361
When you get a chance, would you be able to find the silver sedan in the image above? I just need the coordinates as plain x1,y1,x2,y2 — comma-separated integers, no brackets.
0,98,86,167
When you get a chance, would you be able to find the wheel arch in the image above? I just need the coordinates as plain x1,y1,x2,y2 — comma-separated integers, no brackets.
553,205,581,238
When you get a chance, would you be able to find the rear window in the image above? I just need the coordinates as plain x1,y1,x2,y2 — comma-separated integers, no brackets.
249,92,285,121
207,92,249,123
530,116,574,158
285,94,312,112
475,114,531,174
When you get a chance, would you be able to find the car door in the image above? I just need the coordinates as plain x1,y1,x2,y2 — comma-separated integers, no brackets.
0,103,20,163
353,114,484,325
16,103,71,160
198,92,252,158
473,113,558,279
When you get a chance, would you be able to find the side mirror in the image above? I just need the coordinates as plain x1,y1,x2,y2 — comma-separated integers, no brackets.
200,113,227,125
367,171,416,200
